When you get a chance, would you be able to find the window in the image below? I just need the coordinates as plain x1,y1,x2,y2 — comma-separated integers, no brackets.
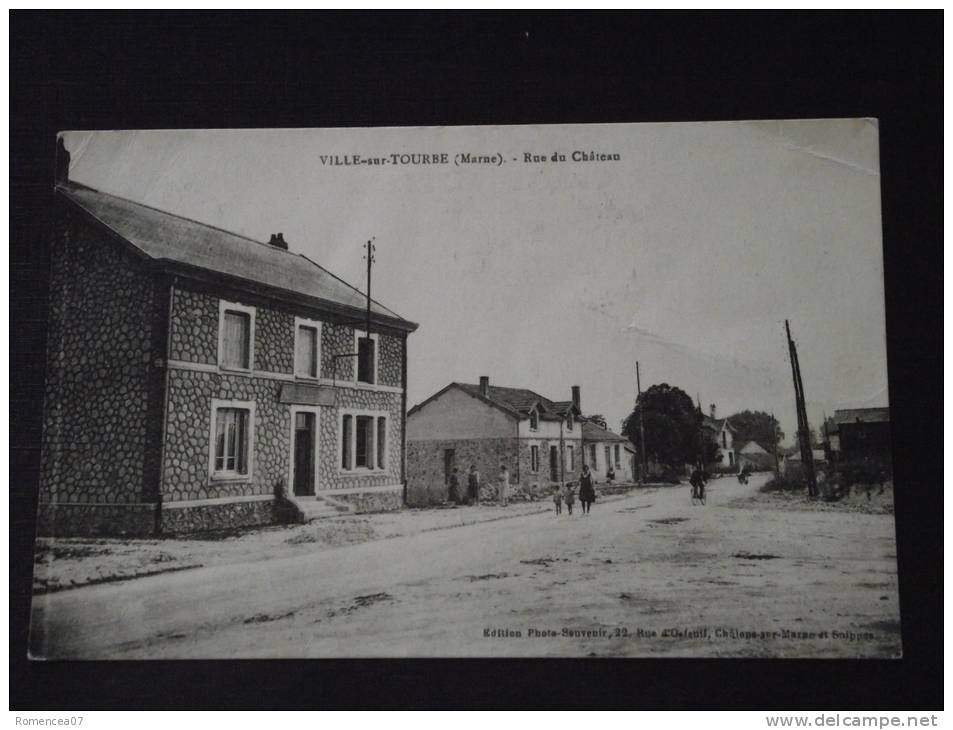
340,410,388,472
722,431,727,449
567,445,575,471
567,415,574,431
605,446,611,469
529,410,539,431
530,445,539,472
341,415,352,469
589,444,597,469
355,415,375,468
219,301,254,370
614,444,621,467
295,318,321,379
377,417,387,469
209,400,254,480
357,334,377,384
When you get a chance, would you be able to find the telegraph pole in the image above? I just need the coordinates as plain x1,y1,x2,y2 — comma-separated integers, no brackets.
364,237,375,338
636,361,646,485
785,320,817,497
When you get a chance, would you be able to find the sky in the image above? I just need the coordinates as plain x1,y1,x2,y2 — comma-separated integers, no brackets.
61,120,888,445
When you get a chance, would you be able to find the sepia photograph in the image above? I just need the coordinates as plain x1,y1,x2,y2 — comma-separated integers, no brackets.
29,120,900,660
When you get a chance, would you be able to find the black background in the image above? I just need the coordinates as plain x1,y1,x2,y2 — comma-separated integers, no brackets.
10,11,942,710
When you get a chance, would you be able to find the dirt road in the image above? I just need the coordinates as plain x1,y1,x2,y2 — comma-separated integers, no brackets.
31,474,901,658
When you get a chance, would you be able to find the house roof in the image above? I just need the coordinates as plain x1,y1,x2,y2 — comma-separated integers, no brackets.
701,415,734,433
56,181,417,333
581,420,630,444
834,407,890,425
737,440,770,455
407,382,577,420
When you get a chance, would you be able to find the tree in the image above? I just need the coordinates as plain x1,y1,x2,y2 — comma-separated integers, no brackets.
585,413,607,429
622,383,709,469
727,410,783,451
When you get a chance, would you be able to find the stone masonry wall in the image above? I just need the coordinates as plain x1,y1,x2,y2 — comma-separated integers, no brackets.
321,323,355,380
254,305,294,374
39,211,166,510
168,287,218,365
516,437,583,499
159,499,278,535
378,334,402,387
319,388,404,490
163,369,289,501
406,438,519,505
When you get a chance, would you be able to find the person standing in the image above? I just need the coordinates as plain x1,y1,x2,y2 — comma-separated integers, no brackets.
578,464,596,515
467,464,481,506
552,485,563,515
563,482,576,516
498,464,510,507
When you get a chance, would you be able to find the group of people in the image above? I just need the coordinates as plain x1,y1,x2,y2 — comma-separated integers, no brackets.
446,462,598,515
447,463,510,506
553,463,597,516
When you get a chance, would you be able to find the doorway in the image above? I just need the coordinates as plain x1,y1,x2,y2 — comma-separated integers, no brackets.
443,448,455,485
293,411,316,496
549,445,559,481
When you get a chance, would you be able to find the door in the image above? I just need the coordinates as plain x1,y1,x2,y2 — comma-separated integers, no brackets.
444,448,455,485
549,445,559,481
293,412,315,496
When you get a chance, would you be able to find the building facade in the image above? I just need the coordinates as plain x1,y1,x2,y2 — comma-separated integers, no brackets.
580,420,637,483
406,378,583,502
39,178,417,536
702,404,737,469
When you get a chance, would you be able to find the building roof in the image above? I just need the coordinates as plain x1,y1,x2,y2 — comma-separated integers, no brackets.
580,420,630,444
834,407,890,425
56,181,417,332
701,415,734,433
408,382,577,420
737,440,770,455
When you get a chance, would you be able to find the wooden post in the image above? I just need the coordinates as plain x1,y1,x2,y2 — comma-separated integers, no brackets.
636,361,646,485
785,320,817,497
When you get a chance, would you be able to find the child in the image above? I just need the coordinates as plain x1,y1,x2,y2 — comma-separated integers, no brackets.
563,482,576,516
552,485,563,515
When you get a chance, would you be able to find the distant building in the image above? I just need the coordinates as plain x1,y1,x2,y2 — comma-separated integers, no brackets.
832,407,891,464
406,378,583,501
580,420,637,483
40,177,417,536
701,404,736,468
736,440,776,472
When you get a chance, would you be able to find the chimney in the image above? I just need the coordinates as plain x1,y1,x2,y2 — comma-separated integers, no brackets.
268,232,288,250
479,376,489,396
571,385,581,412
710,404,717,419
55,138,70,184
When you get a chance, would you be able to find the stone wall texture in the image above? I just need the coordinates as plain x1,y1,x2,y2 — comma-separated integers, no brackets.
39,212,166,511
169,287,218,365
163,369,289,501
378,334,402,387
37,502,157,537
254,305,295,374
330,489,403,513
159,499,278,535
319,388,404,490
406,437,519,505
321,323,355,380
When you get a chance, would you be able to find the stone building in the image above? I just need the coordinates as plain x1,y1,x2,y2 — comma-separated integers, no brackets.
829,407,891,466
406,378,583,502
579,420,637,483
39,176,417,536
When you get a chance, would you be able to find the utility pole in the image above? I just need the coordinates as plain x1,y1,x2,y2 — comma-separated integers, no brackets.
364,237,375,338
785,320,817,497
636,361,646,485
